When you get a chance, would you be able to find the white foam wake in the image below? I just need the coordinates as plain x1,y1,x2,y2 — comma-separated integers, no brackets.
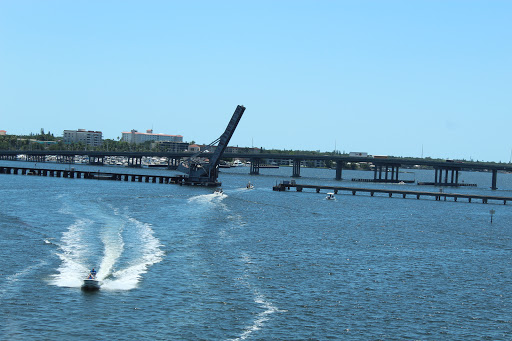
101,216,164,291
96,223,125,281
230,253,284,341
0,260,48,300
51,218,92,288
188,193,227,204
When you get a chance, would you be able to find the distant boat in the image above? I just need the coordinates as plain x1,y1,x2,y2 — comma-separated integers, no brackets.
326,192,336,200
246,182,254,189
232,160,244,167
214,188,224,195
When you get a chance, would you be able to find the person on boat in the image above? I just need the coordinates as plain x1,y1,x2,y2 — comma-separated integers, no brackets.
88,274,93,279
90,268,97,277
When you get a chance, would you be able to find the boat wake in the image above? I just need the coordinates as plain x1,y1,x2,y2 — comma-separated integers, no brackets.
188,192,227,204
101,216,164,290
51,218,91,288
0,260,48,300
231,253,285,341
51,202,163,291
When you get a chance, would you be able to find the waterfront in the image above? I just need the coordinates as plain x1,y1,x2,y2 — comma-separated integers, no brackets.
1,163,512,340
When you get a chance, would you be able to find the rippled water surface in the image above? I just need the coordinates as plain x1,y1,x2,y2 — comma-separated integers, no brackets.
1,162,512,340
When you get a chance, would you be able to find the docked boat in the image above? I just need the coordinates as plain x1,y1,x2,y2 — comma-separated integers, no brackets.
81,269,100,291
326,193,336,200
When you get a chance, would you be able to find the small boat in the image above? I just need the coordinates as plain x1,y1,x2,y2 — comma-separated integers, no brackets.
81,269,100,291
246,182,254,189
326,192,336,200
214,188,224,195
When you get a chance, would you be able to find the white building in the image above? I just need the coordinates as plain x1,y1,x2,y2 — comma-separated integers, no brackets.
63,129,103,146
121,129,183,145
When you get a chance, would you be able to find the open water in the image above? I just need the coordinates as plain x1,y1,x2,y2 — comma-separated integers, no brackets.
1,161,512,340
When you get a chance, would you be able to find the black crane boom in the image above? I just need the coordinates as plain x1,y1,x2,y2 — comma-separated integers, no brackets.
177,105,246,186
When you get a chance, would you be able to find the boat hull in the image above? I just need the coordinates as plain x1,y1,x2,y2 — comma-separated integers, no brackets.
81,279,100,291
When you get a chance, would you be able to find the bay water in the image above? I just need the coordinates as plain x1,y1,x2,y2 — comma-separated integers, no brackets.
1,162,511,340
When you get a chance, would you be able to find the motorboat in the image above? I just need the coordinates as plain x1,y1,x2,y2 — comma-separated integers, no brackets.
81,269,100,291
246,182,254,189
326,193,336,200
214,188,224,195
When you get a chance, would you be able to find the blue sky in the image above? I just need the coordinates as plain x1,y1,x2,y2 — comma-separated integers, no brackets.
1,1,510,162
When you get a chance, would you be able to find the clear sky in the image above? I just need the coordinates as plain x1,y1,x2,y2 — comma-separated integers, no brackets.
1,1,510,162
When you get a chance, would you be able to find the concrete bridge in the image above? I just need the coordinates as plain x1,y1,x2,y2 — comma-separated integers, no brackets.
1,150,511,190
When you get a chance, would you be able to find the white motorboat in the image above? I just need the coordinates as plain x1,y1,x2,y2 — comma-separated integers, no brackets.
246,182,254,189
81,269,100,291
326,193,336,200
214,188,224,195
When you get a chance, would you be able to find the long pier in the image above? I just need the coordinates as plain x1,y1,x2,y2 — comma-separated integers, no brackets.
0,166,188,185
273,183,512,205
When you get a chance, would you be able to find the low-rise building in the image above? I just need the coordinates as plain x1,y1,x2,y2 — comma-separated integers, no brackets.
153,141,189,153
121,129,183,145
188,144,201,152
63,129,103,146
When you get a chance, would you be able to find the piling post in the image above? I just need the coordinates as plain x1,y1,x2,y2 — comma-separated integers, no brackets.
250,158,260,175
335,161,343,180
491,169,498,190
292,159,301,178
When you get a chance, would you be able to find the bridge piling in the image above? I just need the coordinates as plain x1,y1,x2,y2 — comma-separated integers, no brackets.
335,162,343,180
292,159,301,178
491,169,498,190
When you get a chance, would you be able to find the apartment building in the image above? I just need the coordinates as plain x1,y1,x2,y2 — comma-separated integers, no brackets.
121,129,183,144
63,129,103,146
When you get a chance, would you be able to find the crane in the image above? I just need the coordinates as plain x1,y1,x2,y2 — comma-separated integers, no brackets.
177,105,246,186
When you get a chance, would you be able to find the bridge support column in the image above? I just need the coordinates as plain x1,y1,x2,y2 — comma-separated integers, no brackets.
128,157,142,168
250,158,260,175
292,159,301,178
374,165,382,180
335,161,343,180
491,169,498,190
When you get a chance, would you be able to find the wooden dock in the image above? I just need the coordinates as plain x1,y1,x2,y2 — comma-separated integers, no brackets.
0,166,188,185
273,183,512,205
